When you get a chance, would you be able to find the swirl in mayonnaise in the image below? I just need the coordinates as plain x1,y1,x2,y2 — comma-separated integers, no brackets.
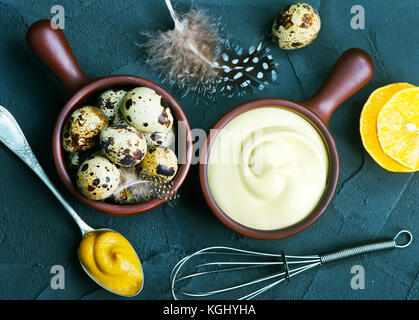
208,107,329,231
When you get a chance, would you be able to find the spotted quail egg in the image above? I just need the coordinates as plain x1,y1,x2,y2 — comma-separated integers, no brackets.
272,3,321,50
144,129,176,150
139,147,178,181
121,87,174,133
100,124,147,167
62,106,108,152
76,155,120,200
67,151,92,171
96,89,127,124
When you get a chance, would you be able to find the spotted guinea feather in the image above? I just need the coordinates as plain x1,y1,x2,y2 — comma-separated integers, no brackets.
113,168,178,204
141,0,278,99
216,41,277,97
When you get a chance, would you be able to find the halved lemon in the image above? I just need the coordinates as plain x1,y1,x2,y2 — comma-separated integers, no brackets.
377,88,419,170
360,83,416,172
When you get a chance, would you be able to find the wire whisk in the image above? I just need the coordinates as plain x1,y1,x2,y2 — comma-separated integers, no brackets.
171,230,413,300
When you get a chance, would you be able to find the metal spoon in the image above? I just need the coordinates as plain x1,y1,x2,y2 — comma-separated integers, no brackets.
0,106,143,297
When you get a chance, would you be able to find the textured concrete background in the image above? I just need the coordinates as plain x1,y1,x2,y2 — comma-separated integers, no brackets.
0,0,417,300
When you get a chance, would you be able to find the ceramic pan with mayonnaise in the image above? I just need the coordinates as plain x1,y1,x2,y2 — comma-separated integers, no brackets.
200,48,374,239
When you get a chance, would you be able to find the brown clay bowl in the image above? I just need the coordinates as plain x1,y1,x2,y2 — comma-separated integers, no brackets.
200,48,374,239
26,20,193,215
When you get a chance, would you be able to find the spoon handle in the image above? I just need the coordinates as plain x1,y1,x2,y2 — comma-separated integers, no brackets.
0,106,93,235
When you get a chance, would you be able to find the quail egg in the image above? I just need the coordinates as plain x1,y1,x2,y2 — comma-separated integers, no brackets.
100,124,147,167
121,87,174,133
139,147,178,181
144,129,176,150
272,3,321,50
96,89,127,124
67,151,92,171
76,155,120,200
62,106,108,152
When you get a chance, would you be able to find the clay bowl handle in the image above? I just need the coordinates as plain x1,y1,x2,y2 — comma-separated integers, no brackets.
300,48,374,127
26,20,92,96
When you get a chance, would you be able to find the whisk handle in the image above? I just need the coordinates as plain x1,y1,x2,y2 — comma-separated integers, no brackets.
320,230,413,264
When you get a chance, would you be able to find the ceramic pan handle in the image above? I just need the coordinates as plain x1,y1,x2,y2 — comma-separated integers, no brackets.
26,19,92,96
300,48,374,127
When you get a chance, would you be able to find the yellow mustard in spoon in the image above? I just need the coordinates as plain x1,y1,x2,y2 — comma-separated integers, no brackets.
78,229,143,296
0,106,143,297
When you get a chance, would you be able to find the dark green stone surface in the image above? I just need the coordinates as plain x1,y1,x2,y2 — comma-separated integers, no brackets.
0,0,417,299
